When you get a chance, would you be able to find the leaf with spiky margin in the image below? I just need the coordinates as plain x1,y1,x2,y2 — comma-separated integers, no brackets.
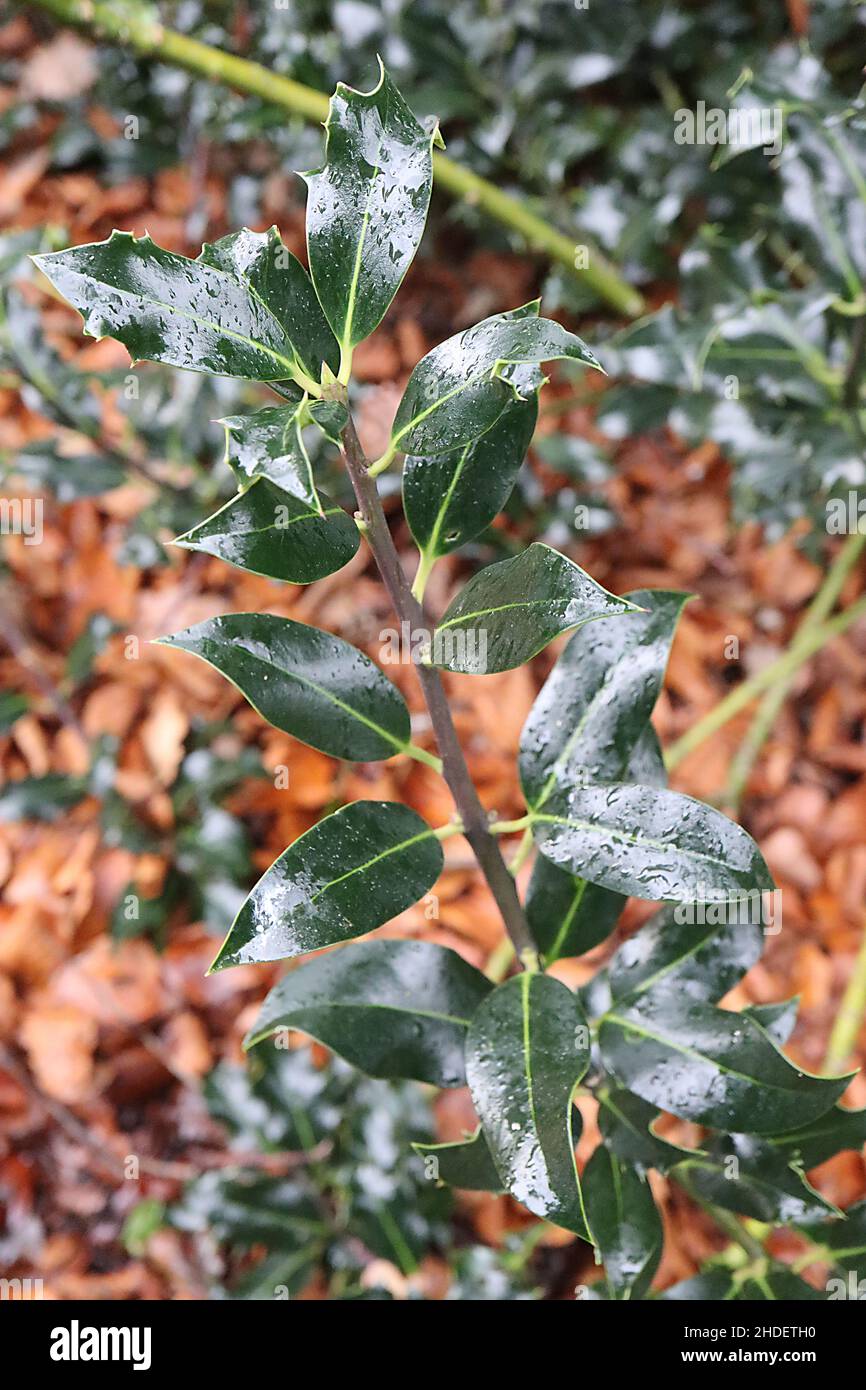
244,939,490,1088
156,614,412,762
386,302,602,461
172,477,358,583
220,403,323,511
210,801,443,969
33,228,335,389
465,973,591,1237
304,63,441,371
431,543,639,675
583,1143,663,1299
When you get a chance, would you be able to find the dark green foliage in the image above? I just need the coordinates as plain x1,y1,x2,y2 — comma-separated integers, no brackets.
36,55,861,1302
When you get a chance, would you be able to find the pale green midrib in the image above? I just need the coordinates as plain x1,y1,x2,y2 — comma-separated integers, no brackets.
547,877,587,964
309,827,437,902
611,924,740,1007
521,973,538,1135
602,1012,830,1097
531,809,751,876
340,149,383,353
179,502,345,542
292,414,323,515
421,439,473,558
680,1155,829,1211
67,266,302,377
174,636,408,756
438,596,615,631
253,998,475,1038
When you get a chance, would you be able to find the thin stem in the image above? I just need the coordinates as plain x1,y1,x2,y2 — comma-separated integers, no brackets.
665,593,866,770
339,412,536,965
405,742,443,773
411,548,436,603
26,0,644,316
824,911,866,1072
509,826,535,877
489,815,533,835
724,530,866,808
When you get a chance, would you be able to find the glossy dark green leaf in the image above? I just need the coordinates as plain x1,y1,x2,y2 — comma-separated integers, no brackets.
523,720,667,965
532,782,774,902
606,904,764,1007
34,228,335,387
211,801,443,969
525,858,624,964
304,65,439,365
244,939,490,1088
465,973,591,1236
583,1143,663,1299
413,1128,503,1192
743,997,799,1047
599,997,851,1135
157,614,411,762
597,1087,697,1174
675,1134,839,1225
403,387,537,561
519,589,689,810
220,403,322,509
173,477,358,583
767,1104,866,1170
432,543,637,675
198,227,339,382
387,303,602,460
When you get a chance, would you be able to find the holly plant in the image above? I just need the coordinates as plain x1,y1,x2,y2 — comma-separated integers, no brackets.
35,67,866,1301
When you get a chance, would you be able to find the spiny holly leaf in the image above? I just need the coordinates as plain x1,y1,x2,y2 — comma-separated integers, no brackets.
606,904,764,1008
766,1104,866,1170
524,724,667,964
583,1143,663,1300
244,940,489,1088
304,64,440,370
220,403,322,509
210,801,443,969
465,973,591,1236
33,228,335,388
597,1087,698,1174
744,998,800,1047
403,383,537,563
156,614,411,762
413,1128,503,1192
172,478,359,583
599,997,851,1135
674,1134,840,1225
431,543,638,675
198,227,339,382
385,302,602,461
519,589,689,810
531,782,773,902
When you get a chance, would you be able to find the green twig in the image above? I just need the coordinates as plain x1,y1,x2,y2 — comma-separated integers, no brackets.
665,593,866,770
824,913,866,1073
724,530,866,808
27,0,644,317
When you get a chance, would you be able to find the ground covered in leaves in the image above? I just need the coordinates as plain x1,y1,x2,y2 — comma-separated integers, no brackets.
1,10,866,1299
